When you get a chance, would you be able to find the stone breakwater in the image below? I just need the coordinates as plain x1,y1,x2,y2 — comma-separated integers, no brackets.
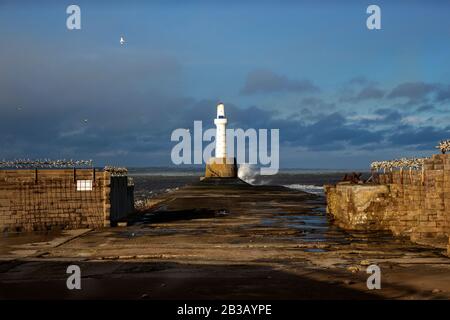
2,179,450,299
325,154,450,256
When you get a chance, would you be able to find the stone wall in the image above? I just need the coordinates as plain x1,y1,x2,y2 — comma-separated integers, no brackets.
0,169,113,232
325,154,450,255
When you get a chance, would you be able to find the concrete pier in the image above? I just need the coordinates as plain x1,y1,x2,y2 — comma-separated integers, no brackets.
1,181,450,299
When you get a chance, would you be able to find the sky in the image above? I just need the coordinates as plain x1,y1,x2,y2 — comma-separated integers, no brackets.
0,0,449,169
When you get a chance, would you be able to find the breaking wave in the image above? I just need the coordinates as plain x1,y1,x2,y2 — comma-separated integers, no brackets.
238,164,259,184
283,184,324,195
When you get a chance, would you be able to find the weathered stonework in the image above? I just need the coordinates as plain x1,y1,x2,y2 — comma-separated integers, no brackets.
325,184,390,230
325,154,450,256
204,157,237,178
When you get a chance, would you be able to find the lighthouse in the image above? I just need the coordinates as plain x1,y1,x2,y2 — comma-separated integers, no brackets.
214,103,227,158
203,102,237,179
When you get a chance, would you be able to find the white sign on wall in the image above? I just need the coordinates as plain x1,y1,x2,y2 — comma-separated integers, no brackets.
76,180,93,191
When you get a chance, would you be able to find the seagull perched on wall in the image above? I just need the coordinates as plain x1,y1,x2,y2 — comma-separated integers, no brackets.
120,36,126,45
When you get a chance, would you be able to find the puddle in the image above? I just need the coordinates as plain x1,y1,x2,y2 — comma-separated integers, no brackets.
262,210,365,245
272,210,421,251
264,211,330,231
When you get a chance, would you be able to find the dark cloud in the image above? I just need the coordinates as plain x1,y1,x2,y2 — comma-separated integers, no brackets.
387,82,437,103
355,86,385,100
299,113,384,150
416,104,435,112
1,87,446,163
341,85,385,103
373,108,403,122
221,110,386,152
296,97,335,121
340,79,450,106
347,108,403,128
388,125,450,150
386,81,450,105
240,69,319,95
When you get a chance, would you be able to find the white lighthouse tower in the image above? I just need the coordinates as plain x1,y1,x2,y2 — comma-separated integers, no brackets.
214,103,227,158
203,102,237,179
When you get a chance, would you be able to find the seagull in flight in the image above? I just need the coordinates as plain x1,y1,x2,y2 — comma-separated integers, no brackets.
120,36,126,45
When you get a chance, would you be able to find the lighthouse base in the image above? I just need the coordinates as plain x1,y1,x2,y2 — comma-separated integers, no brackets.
203,157,238,178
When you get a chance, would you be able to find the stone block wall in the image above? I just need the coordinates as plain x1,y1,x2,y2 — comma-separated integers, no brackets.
325,154,450,255
204,157,237,178
0,169,112,232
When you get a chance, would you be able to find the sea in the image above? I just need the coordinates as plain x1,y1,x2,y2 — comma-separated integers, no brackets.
128,166,370,202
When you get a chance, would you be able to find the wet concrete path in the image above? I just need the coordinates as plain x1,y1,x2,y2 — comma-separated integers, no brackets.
1,180,449,299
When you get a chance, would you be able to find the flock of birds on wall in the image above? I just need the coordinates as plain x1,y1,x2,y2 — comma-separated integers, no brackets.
371,157,428,171
371,140,450,172
0,160,128,177
103,166,128,176
0,159,94,169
